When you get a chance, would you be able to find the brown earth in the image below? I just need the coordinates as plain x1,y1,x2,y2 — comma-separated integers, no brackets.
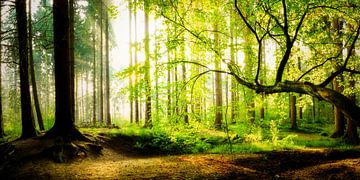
1,134,360,179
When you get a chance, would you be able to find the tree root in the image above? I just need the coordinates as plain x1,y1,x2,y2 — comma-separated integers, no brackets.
45,136,103,163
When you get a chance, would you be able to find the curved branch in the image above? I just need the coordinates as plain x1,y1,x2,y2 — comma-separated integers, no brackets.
319,25,360,87
234,0,260,42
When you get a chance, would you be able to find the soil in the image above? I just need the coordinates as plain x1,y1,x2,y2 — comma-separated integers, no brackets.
1,134,360,179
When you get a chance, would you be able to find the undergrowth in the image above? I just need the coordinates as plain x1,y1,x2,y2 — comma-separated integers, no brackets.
79,119,356,155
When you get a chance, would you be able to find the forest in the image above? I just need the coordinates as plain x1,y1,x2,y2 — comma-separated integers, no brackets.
0,0,360,179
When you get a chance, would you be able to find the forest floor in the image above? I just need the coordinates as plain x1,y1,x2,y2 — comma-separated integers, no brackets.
1,129,360,179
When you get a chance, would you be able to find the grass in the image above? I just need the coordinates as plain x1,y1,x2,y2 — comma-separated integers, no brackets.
78,120,358,155
2,118,358,154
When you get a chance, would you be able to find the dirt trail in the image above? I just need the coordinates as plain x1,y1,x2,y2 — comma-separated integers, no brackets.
1,136,360,179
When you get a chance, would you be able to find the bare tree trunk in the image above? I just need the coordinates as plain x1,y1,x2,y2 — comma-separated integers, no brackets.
143,0,152,128
16,0,37,138
0,1,4,137
290,94,297,129
105,11,111,126
128,0,134,123
99,1,104,124
46,0,84,139
69,0,75,124
330,18,345,138
28,0,45,131
134,0,139,124
92,14,97,126
214,23,222,129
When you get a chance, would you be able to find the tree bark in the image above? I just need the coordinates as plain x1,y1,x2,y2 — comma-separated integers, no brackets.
92,14,97,126
134,0,139,124
143,0,152,128
99,1,104,124
46,0,84,139
105,10,111,126
69,0,75,123
128,0,134,123
16,0,37,138
290,94,297,129
0,1,4,137
214,23,222,129
28,0,45,131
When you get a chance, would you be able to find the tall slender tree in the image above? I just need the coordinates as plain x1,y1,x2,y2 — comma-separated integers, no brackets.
105,7,111,126
69,0,75,123
0,1,4,138
128,0,134,123
134,0,140,124
214,22,222,129
143,0,152,128
92,12,97,126
28,0,45,131
16,0,37,138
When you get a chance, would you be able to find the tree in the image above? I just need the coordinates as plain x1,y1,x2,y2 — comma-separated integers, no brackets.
228,0,360,125
92,11,97,126
0,0,4,138
214,22,223,129
143,0,152,128
16,0,37,138
69,0,75,123
105,6,111,126
163,0,360,127
128,0,134,123
28,0,45,131
46,0,83,139
330,18,345,138
290,93,297,129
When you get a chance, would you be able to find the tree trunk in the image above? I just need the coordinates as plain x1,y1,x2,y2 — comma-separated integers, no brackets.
128,0,134,123
105,11,111,127
92,14,97,126
16,0,37,138
343,26,359,144
134,0,139,124
69,0,75,123
28,0,45,131
0,1,4,137
46,0,84,139
343,79,358,144
330,18,345,138
99,2,104,124
214,23,222,129
243,27,255,123
330,77,345,138
143,0,152,128
290,94,297,129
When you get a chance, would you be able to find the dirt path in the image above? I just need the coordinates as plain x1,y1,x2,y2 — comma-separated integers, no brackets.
1,136,360,179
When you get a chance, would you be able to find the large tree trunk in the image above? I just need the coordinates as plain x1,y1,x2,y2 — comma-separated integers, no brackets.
330,77,345,138
28,0,45,131
69,0,75,123
16,0,37,138
230,76,360,126
46,0,83,139
343,78,358,144
143,0,152,128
